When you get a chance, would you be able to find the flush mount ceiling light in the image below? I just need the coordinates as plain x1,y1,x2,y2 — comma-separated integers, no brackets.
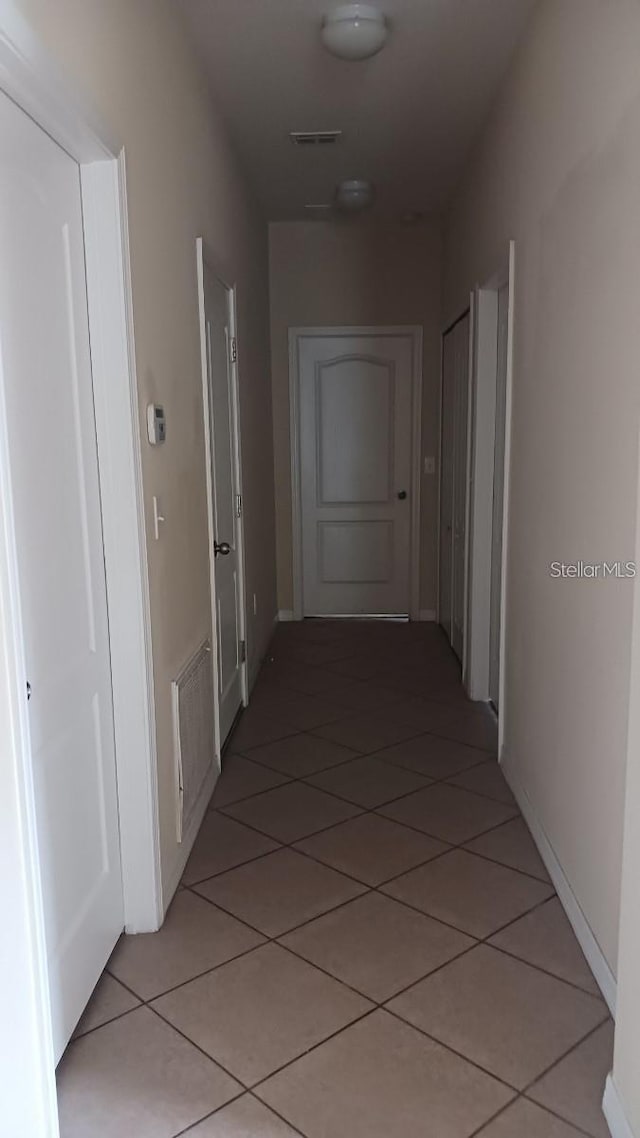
335,178,375,211
321,4,389,61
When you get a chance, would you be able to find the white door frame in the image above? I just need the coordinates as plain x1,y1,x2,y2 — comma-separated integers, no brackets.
436,305,473,645
464,242,516,755
0,7,161,1133
196,238,249,756
288,325,424,622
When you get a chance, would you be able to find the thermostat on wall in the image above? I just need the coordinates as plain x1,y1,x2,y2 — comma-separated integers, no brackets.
147,403,166,445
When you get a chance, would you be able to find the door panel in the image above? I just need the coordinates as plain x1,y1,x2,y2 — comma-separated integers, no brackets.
0,93,123,1060
202,266,243,744
317,358,393,503
489,285,509,708
299,333,415,616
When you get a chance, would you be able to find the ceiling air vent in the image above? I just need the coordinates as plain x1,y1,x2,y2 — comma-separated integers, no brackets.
290,130,343,147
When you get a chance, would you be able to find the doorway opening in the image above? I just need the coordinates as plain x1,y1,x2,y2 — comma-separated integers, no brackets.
438,309,471,662
464,243,515,747
196,241,249,751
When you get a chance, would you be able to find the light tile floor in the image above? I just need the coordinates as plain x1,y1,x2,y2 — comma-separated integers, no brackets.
57,620,613,1138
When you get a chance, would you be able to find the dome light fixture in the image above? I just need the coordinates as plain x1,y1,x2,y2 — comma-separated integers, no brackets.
321,4,389,61
335,178,375,212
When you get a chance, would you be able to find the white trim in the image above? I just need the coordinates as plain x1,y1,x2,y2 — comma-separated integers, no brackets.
463,242,515,754
196,238,249,756
278,609,297,622
82,155,162,931
248,612,280,689
498,241,516,754
435,326,444,626
464,248,512,705
436,307,471,651
409,329,424,621
603,1076,636,1138
289,330,304,621
501,756,617,1016
418,609,437,621
0,4,117,160
288,325,423,621
464,286,497,698
461,293,475,680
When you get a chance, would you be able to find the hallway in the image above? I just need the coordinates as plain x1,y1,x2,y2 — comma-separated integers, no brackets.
57,621,612,1138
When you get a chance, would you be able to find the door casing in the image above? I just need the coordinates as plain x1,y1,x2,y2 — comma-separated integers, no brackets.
288,325,423,622
463,242,515,756
0,7,160,1134
196,238,249,755
437,308,472,657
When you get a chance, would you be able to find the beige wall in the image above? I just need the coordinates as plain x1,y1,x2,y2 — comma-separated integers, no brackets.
269,218,442,614
18,0,276,894
444,0,640,972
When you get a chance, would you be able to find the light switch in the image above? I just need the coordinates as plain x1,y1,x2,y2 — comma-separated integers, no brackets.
424,456,436,475
147,403,166,445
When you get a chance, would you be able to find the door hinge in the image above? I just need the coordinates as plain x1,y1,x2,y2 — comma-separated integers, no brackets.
239,639,247,664
230,337,237,364
236,493,242,518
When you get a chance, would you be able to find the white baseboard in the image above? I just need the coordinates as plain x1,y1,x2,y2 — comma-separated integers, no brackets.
417,609,437,621
501,756,617,1017
248,611,280,691
603,1075,636,1138
278,609,296,622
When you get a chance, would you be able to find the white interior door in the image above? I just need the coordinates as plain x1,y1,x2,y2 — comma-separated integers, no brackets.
0,93,123,1061
201,263,244,745
298,331,415,616
489,284,509,708
439,330,456,641
452,315,470,660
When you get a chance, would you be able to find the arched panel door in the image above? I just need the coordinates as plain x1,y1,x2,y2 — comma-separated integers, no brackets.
298,332,416,616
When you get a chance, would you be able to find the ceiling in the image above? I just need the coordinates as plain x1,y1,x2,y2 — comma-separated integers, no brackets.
178,0,537,221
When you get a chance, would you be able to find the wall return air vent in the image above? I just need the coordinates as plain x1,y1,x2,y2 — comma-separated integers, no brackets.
290,130,343,146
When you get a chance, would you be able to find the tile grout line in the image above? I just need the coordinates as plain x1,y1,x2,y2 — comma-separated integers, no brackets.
213,752,551,883
88,928,605,1138
171,1090,310,1138
466,1093,597,1138
92,888,596,1079
169,1089,248,1138
205,798,533,895
71,632,602,1138
227,744,508,812
519,1013,614,1099
88,886,595,1104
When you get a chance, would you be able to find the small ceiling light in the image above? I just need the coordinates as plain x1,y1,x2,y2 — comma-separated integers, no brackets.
321,4,389,61
335,179,375,211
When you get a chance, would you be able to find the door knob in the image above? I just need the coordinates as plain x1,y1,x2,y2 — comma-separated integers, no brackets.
397,490,407,500
214,541,231,557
